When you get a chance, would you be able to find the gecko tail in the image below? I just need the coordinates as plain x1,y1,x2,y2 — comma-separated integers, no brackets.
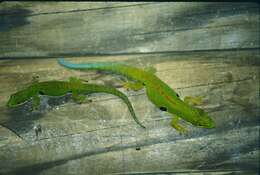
58,58,117,72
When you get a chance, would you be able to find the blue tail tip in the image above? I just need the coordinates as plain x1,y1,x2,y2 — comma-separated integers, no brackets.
58,58,65,63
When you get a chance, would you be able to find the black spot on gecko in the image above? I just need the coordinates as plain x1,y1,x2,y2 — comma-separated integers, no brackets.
39,91,45,95
159,106,167,111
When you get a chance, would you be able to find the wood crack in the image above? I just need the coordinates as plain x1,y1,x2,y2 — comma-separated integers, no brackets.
132,22,259,36
1,48,259,60
0,3,157,17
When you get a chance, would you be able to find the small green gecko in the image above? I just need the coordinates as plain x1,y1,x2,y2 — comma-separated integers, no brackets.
7,77,145,128
58,58,215,133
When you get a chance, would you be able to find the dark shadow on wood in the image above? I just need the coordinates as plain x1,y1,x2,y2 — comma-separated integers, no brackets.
0,8,32,32
2,95,72,141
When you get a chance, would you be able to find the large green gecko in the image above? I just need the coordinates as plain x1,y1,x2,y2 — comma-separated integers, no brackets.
58,58,215,133
7,77,145,128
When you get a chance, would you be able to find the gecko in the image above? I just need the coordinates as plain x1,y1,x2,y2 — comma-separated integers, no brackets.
58,58,215,133
7,77,145,128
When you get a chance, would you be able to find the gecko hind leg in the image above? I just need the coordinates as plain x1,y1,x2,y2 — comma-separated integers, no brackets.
171,116,188,134
32,95,40,110
145,66,157,74
69,77,84,84
123,81,144,91
72,91,91,104
184,96,203,106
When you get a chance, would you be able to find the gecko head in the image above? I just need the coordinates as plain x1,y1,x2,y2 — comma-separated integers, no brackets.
6,91,29,108
192,108,215,128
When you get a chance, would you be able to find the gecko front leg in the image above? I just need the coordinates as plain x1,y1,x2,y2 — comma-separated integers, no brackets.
171,116,188,134
32,95,40,110
184,96,203,106
123,81,145,91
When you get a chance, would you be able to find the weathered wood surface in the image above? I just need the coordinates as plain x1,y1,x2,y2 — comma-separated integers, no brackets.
0,2,259,58
0,50,259,175
0,2,259,175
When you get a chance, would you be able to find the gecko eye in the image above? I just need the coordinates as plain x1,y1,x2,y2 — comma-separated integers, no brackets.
176,93,179,98
159,106,167,111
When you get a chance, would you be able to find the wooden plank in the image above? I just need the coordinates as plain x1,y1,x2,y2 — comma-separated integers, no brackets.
0,50,259,174
0,2,259,58
38,126,259,175
0,121,259,174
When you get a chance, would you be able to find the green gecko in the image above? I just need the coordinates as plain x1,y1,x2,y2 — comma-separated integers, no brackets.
7,77,145,128
58,58,215,133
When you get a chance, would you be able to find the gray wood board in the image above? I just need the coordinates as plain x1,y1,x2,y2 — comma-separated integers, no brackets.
0,50,259,174
0,2,259,58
